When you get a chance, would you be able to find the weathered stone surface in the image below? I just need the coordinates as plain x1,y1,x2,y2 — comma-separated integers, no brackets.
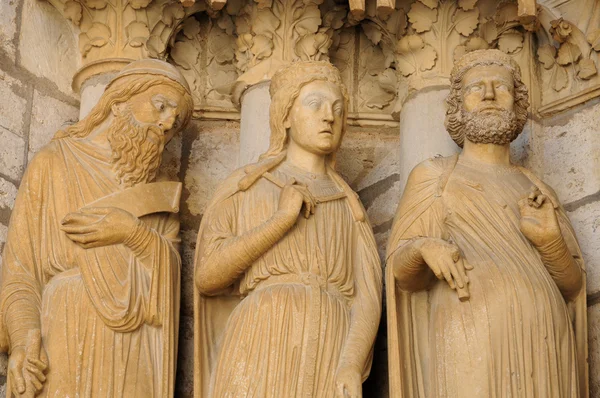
0,127,25,180
336,127,398,189
543,102,600,204
159,135,182,182
180,229,198,318
588,304,600,395
175,315,194,398
567,201,600,295
0,73,28,137
0,0,18,60
0,176,17,221
18,0,79,97
185,121,239,217
28,90,78,157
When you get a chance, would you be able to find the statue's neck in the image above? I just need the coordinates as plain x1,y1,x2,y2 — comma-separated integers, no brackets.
461,139,511,166
285,140,328,175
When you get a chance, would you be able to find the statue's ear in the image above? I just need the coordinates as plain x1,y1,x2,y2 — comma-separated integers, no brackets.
283,117,291,129
111,102,126,116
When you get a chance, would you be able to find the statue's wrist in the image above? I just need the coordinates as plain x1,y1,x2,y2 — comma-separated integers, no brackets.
123,220,154,254
273,210,298,227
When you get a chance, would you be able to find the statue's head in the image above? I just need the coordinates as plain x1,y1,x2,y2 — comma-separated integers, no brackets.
261,61,349,162
57,59,194,187
445,49,529,147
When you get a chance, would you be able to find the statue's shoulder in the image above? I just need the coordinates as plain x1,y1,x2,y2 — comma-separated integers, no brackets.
25,139,62,172
409,154,459,184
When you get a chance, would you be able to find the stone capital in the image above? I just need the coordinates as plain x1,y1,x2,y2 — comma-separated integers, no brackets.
42,0,207,92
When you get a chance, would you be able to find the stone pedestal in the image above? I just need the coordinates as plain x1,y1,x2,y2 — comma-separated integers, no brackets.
238,81,272,166
398,87,460,193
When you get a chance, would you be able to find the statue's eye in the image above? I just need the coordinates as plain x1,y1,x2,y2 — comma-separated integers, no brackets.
334,106,343,115
467,85,482,93
309,100,320,109
496,84,509,91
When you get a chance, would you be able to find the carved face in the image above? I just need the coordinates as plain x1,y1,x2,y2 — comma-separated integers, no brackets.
285,80,344,156
461,65,515,114
123,84,187,145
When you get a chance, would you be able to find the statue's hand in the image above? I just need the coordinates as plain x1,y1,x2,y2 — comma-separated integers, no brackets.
277,179,317,220
415,238,473,300
334,364,362,398
518,186,561,248
7,345,48,397
61,207,139,249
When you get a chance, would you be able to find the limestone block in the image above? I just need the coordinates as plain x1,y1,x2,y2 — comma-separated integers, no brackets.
543,102,600,204
18,0,79,97
184,121,239,217
28,90,78,157
0,127,25,180
0,73,28,137
0,0,18,60
567,200,600,295
336,128,398,189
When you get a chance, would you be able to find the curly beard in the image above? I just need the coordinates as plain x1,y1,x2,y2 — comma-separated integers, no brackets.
461,107,520,145
107,111,165,188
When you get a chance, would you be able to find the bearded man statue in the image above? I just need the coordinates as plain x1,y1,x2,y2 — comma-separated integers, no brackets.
386,49,588,397
193,61,382,398
0,59,193,397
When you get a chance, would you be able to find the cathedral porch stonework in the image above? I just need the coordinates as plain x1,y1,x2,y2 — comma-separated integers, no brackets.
0,0,599,396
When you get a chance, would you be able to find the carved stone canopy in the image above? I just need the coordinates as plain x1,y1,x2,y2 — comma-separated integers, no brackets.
42,0,600,123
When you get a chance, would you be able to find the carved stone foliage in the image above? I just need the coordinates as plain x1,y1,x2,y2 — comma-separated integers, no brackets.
43,0,204,89
535,9,600,114
355,0,535,106
169,14,239,114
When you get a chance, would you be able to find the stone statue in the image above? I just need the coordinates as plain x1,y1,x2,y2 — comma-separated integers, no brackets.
386,49,588,397
0,59,193,397
193,61,382,398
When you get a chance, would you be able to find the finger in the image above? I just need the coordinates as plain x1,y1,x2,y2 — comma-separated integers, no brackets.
450,247,460,263
25,371,43,391
66,232,98,245
456,258,469,283
441,263,456,290
448,260,464,289
60,224,98,234
25,364,46,382
535,194,547,207
61,212,100,226
463,259,474,270
26,357,47,372
10,366,26,394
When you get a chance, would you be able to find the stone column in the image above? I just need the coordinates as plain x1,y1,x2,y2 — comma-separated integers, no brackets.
397,87,459,193
238,81,272,166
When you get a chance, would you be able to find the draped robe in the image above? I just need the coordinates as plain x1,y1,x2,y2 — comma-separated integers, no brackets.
194,161,382,398
386,155,588,398
0,136,181,397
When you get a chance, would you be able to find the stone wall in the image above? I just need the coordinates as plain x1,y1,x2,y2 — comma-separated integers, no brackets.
0,0,599,397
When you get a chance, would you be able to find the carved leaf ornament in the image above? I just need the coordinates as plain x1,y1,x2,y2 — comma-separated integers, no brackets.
535,18,598,91
396,34,437,76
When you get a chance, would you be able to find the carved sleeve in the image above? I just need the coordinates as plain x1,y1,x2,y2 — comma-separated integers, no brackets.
535,211,584,301
338,221,383,378
195,194,296,295
0,157,48,350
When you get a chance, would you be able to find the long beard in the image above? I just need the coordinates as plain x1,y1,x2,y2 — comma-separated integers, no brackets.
107,112,165,188
461,107,520,145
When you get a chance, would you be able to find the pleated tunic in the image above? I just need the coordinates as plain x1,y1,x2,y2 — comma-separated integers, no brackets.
206,162,370,397
405,157,579,397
